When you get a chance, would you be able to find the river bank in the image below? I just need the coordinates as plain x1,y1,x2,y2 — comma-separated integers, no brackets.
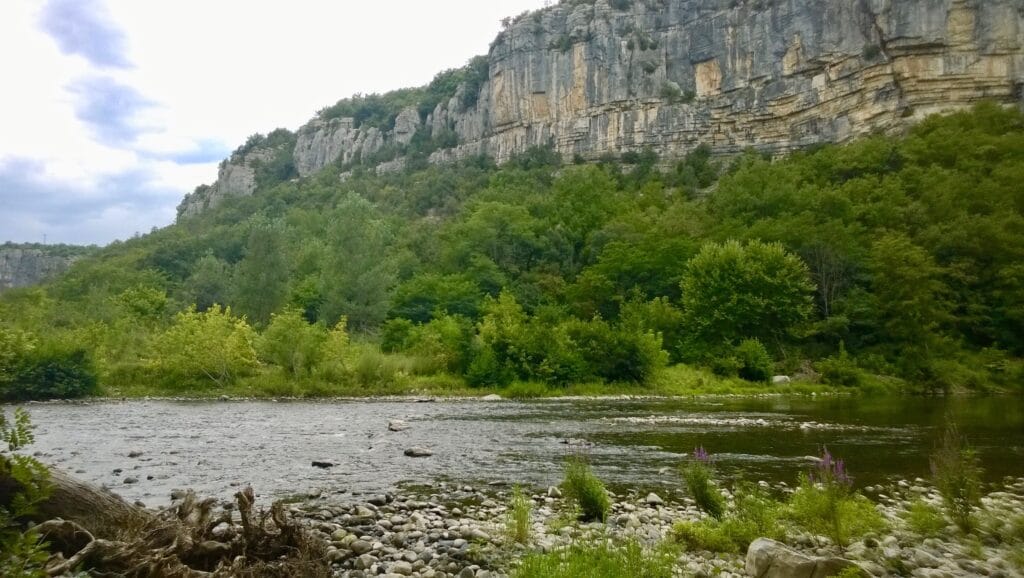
256,475,1024,577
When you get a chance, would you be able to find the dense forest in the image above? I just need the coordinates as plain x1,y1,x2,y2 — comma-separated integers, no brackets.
1,104,1022,400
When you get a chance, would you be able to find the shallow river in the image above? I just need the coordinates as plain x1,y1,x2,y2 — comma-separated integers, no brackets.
20,395,1024,506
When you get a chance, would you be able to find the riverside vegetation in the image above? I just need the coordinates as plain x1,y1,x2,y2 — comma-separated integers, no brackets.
2,104,1024,401
5,408,1023,577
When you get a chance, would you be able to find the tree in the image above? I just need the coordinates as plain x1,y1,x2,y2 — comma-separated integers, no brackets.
680,240,814,357
150,306,257,388
233,225,290,327
256,309,327,377
866,234,951,377
183,253,231,313
389,273,483,323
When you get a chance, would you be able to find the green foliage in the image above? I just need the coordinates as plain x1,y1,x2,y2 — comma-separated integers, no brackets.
931,424,983,533
903,498,947,538
513,540,676,578
817,341,863,386
257,309,327,377
734,338,772,382
3,105,1024,395
561,457,611,522
150,306,258,388
671,519,738,553
682,458,726,520
680,240,814,360
506,485,532,544
4,339,98,401
1,408,52,577
787,475,886,547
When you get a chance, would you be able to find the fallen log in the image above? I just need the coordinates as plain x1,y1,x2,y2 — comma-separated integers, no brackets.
1,462,329,577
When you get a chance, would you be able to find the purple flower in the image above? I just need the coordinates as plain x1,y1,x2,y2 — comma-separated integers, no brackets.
694,446,710,463
812,446,853,488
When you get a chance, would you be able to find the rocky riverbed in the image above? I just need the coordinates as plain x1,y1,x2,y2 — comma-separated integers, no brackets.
177,474,1024,578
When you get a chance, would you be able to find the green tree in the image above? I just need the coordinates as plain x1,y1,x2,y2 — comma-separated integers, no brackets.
233,224,290,327
389,273,483,323
680,240,814,358
183,253,231,313
257,309,327,377
150,306,257,388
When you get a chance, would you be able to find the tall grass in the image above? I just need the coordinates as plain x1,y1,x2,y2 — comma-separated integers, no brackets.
682,447,725,519
562,457,611,522
931,423,983,533
505,485,532,544
513,540,676,578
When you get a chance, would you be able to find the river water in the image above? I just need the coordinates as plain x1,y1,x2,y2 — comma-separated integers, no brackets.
20,395,1024,506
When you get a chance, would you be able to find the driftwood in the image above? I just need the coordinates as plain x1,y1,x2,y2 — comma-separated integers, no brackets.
0,464,329,577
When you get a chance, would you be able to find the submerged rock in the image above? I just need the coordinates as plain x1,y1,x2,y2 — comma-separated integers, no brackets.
404,447,433,458
311,461,336,469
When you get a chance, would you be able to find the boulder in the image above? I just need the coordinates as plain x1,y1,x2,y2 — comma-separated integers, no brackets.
646,492,665,506
772,375,792,385
746,538,868,578
311,460,336,469
388,420,411,432
404,447,433,458
481,394,502,401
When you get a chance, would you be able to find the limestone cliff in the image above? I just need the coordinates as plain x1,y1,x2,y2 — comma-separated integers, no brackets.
0,246,90,292
178,0,1024,218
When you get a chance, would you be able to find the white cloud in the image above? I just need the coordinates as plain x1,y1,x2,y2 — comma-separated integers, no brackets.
0,0,548,245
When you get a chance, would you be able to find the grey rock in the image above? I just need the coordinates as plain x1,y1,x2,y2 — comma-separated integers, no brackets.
404,447,433,458
481,394,503,401
0,247,84,292
772,375,792,385
389,560,414,576
746,538,869,578
311,460,336,469
123,477,138,484
645,492,664,506
388,420,411,432
350,539,373,555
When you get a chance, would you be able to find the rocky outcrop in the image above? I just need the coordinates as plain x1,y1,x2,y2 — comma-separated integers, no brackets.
0,247,84,292
181,0,1024,216
177,146,281,218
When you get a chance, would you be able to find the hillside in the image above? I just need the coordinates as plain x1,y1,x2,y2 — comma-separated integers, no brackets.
1,104,1022,400
179,0,1024,217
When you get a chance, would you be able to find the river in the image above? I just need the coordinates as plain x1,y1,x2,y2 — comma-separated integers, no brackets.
20,395,1024,506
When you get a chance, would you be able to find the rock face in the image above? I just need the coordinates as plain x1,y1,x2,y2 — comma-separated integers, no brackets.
181,0,1024,216
177,146,281,218
0,247,81,292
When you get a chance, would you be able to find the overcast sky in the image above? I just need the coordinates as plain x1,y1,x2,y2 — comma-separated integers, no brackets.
0,0,548,246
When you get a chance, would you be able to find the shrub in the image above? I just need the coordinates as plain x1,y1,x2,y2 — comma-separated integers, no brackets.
149,305,258,389
817,341,863,386
4,339,98,401
257,309,327,377
466,347,515,388
787,448,886,547
562,457,611,522
671,520,738,553
380,318,415,353
506,485,532,544
682,447,726,519
1,408,52,577
735,338,772,382
931,424,983,533
730,482,786,545
513,540,675,578
904,498,947,538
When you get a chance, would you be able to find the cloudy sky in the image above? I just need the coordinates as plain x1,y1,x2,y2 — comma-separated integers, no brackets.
0,0,548,246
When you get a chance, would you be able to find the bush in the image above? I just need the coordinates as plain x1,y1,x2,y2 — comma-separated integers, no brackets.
466,347,515,388
562,457,611,522
1,408,52,577
257,309,327,377
380,318,415,353
671,520,738,553
506,485,532,544
931,424,983,533
730,482,786,545
682,447,725,519
904,498,947,538
735,338,772,382
787,448,886,547
149,306,258,389
4,340,98,401
513,540,675,578
817,341,863,386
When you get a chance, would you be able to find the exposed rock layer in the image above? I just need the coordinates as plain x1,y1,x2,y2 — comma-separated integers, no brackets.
179,0,1024,217
0,248,81,292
